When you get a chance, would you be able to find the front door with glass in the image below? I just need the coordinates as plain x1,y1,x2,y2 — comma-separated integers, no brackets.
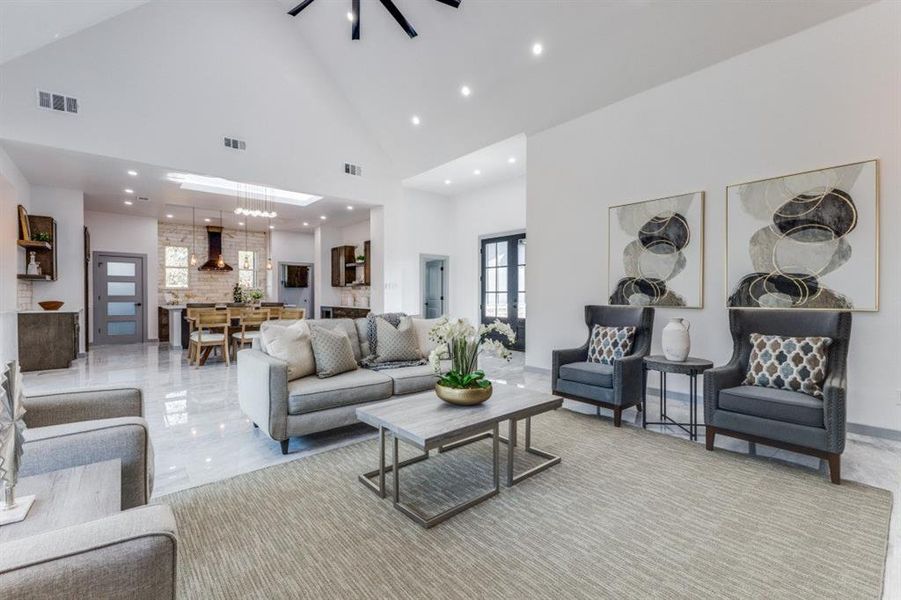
93,253,146,345
480,234,525,351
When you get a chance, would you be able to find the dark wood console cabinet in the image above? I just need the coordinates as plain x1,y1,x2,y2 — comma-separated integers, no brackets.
18,312,79,372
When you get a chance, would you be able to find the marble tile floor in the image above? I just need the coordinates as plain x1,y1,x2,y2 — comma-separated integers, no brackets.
22,343,900,598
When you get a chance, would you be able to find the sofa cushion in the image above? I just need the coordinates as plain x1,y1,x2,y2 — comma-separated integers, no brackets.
554,378,615,405
374,316,422,363
385,360,451,395
411,317,443,359
559,362,614,388
719,385,824,428
287,369,393,415
743,333,832,399
303,318,363,361
261,320,315,380
355,318,371,358
310,326,358,378
587,325,635,365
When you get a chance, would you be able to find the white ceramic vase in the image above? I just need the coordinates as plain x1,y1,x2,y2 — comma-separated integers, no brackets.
661,317,690,362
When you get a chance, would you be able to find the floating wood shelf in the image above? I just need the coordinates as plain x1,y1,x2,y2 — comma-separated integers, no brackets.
17,239,52,250
17,274,52,281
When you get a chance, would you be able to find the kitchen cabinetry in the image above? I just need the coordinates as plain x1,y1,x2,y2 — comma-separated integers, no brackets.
330,245,358,287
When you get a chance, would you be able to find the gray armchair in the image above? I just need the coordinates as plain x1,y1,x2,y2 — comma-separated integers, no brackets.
552,305,654,426
19,386,154,508
704,309,851,484
1,386,178,599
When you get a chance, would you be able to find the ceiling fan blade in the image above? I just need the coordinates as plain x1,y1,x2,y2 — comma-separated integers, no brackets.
352,0,360,40
433,0,461,7
378,0,417,38
287,0,316,17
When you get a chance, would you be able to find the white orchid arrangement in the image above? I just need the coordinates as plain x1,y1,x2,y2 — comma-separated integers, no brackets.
428,318,516,389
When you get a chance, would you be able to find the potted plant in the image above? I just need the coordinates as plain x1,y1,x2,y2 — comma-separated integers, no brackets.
232,283,244,304
247,289,264,306
428,318,516,405
355,254,366,264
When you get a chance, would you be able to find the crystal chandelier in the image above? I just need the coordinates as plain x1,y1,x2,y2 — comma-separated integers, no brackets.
234,184,277,219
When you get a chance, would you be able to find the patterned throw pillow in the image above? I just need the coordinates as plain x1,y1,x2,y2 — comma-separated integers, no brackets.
587,325,636,365
374,317,422,363
743,333,832,399
310,326,358,378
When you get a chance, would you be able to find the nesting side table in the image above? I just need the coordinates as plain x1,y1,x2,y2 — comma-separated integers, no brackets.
642,355,712,441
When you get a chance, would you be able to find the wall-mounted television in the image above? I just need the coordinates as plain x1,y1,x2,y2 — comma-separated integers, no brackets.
283,265,309,288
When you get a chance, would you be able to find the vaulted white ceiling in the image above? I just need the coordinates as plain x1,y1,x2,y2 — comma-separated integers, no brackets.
283,0,871,178
0,0,872,196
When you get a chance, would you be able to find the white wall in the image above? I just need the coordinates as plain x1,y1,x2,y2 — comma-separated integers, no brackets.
382,189,454,314
526,2,901,431
314,225,343,314
449,177,526,323
29,186,86,352
0,145,31,364
84,210,158,343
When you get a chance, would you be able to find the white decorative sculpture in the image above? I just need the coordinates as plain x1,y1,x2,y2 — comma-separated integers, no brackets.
661,318,691,362
0,361,33,526
26,251,38,276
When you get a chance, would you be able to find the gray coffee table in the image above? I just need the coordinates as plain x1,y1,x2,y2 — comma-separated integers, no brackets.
356,385,562,528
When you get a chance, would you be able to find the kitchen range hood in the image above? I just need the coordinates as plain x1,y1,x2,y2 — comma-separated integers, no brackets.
198,226,233,272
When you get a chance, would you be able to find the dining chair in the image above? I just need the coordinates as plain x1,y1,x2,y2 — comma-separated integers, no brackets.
190,309,230,367
280,308,305,320
265,306,283,320
230,307,269,356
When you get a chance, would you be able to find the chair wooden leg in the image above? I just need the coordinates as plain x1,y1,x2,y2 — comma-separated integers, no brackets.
224,340,230,366
827,453,841,484
280,439,290,455
613,407,622,427
705,426,716,451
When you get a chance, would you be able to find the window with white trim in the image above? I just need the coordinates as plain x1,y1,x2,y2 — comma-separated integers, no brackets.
164,246,189,289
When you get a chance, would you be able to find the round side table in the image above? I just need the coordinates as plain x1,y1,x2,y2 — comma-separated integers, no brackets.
642,355,713,441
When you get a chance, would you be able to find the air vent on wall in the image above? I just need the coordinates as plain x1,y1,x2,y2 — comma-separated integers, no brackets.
224,137,246,150
36,89,78,114
344,162,362,176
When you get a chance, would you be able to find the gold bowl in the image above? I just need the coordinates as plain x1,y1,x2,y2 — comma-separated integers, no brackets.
435,383,493,406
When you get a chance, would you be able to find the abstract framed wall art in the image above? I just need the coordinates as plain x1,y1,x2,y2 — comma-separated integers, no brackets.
608,191,705,308
726,159,878,311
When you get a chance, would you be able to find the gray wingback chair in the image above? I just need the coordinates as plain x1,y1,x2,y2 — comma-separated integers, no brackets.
552,305,654,426
704,309,851,484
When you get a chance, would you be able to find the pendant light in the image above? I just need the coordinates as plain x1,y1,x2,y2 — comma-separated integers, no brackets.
243,221,251,270
266,217,273,271
189,206,198,266
216,210,225,269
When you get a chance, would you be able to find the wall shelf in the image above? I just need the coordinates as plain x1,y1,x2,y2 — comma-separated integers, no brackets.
17,239,52,250
17,274,52,281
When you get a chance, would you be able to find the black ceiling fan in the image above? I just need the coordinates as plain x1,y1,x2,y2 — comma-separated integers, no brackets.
288,0,460,40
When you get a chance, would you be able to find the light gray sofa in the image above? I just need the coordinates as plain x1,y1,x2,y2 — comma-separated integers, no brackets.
1,387,178,599
239,318,447,454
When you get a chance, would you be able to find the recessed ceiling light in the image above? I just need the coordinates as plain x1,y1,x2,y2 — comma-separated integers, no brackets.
411,115,421,126
320,215,327,220
460,85,472,97
531,42,543,56
166,214,174,218
347,11,355,22
238,222,244,226
127,169,138,176
347,205,354,211
204,218,211,222
473,169,481,175
269,225,275,230
123,200,133,206
124,188,134,194
444,179,452,185
508,157,517,164
303,221,309,227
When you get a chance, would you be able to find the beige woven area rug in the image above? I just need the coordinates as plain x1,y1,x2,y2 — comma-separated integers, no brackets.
160,408,891,599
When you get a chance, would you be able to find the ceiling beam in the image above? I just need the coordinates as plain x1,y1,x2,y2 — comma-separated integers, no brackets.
433,0,461,7
378,0,417,38
287,0,316,17
352,0,360,40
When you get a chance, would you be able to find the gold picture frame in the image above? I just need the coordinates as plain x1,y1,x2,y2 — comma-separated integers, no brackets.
725,159,879,312
17,205,31,241
607,191,705,309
